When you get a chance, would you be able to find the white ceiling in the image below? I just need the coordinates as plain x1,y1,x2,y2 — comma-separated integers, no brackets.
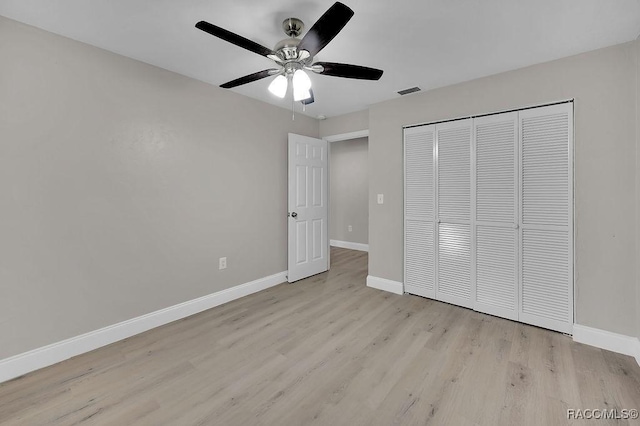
1,0,639,118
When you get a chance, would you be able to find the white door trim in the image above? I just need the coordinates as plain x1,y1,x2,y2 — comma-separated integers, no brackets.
322,129,369,143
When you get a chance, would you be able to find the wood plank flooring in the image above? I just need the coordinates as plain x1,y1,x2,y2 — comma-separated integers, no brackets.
1,247,639,425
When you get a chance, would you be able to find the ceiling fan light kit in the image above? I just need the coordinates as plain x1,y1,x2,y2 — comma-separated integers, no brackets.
268,75,288,98
292,69,312,101
195,1,383,109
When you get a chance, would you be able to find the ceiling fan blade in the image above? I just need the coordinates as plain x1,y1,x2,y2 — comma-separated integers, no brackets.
196,21,275,57
313,62,383,80
301,89,315,105
297,2,354,57
220,69,279,89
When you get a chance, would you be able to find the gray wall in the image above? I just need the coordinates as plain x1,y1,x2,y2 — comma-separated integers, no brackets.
330,138,369,245
0,17,319,359
368,42,638,337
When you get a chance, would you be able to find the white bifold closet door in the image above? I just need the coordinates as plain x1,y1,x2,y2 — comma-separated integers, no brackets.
436,119,473,308
403,102,573,334
404,126,436,298
473,112,519,321
518,104,573,334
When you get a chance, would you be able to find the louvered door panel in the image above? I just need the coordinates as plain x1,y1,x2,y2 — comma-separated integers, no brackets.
521,113,569,226
473,112,518,320
519,103,573,334
475,226,517,319
404,126,435,298
438,124,471,221
436,119,472,307
405,220,434,297
437,223,472,307
405,129,434,219
475,115,517,223
521,229,570,324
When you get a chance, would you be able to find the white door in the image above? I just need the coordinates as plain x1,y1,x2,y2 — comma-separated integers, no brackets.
518,103,573,333
404,125,436,298
403,103,573,334
473,112,519,321
436,119,473,309
287,133,329,283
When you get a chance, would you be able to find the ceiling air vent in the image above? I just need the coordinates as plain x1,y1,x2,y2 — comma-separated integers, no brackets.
397,86,421,95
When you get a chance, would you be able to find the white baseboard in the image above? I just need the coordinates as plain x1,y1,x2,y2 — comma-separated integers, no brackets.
366,275,404,295
573,324,640,366
330,239,369,252
0,271,287,384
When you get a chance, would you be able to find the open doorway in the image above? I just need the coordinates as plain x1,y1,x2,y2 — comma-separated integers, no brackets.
328,134,369,265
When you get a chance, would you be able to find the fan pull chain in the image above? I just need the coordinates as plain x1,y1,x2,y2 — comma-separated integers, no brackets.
291,96,295,121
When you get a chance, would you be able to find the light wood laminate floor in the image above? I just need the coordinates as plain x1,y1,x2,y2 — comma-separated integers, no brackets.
1,247,639,425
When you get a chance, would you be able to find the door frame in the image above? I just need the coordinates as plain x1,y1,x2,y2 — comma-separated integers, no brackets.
321,129,370,268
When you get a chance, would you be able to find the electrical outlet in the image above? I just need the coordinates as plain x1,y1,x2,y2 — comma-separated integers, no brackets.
377,194,384,204
219,257,227,270
348,225,353,232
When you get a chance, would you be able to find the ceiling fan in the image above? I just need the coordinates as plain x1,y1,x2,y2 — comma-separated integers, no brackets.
195,2,383,105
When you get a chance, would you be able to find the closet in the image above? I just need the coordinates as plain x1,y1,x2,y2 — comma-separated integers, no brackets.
404,102,573,334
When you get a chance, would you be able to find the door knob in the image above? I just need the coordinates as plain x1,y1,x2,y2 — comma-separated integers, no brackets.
291,212,298,218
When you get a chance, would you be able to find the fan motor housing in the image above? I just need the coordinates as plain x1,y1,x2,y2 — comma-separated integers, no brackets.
275,37,299,50
274,37,300,61
274,18,309,61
